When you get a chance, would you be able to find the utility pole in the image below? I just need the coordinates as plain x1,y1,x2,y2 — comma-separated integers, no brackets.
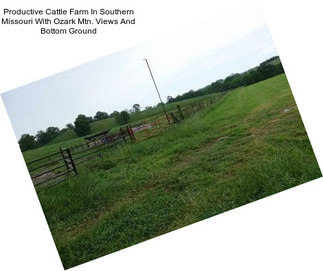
143,58,170,123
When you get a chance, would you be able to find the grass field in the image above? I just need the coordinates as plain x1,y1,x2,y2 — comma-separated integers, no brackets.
22,93,221,163
34,74,321,269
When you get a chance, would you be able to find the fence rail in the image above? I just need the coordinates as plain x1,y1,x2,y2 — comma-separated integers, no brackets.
27,95,222,187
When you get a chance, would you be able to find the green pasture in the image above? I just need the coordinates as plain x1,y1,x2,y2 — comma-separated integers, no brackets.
22,93,220,163
34,74,321,268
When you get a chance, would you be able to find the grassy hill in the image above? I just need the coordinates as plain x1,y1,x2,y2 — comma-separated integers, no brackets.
48,117,119,145
35,74,321,268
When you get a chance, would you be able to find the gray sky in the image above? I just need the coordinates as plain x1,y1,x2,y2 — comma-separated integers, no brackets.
1,4,278,140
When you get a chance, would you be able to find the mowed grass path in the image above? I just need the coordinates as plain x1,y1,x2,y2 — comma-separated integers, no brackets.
37,74,321,269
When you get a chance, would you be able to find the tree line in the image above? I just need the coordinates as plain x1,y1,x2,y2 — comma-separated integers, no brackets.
18,56,284,152
166,56,284,104
18,104,141,152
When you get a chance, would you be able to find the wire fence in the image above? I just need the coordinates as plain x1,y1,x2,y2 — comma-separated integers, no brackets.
27,95,222,187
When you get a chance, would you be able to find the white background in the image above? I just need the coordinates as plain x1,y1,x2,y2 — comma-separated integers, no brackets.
0,0,322,270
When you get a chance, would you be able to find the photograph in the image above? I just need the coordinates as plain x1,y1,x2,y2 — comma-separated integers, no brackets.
1,3,321,269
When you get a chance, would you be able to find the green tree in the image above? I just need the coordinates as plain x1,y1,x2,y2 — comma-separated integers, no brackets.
46,127,60,138
35,127,60,145
274,63,285,75
166,96,174,103
258,64,276,79
36,130,52,145
114,110,130,125
18,134,38,152
110,111,119,117
66,123,74,129
94,111,109,121
132,104,141,113
74,114,92,136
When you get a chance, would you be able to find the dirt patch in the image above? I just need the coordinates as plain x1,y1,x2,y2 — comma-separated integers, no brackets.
269,118,280,123
206,135,229,144
294,132,307,137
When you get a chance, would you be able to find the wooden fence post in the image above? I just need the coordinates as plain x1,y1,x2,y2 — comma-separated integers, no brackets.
127,125,135,142
170,112,180,123
177,105,184,120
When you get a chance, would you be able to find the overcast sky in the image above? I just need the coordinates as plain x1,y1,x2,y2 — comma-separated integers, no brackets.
2,4,278,140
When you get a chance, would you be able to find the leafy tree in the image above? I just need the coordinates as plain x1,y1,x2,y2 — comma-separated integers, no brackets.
94,111,109,121
132,104,141,113
113,111,121,123
120,111,130,123
110,111,119,117
249,70,263,83
18,134,38,152
35,127,60,145
258,64,276,79
46,127,60,138
242,70,263,86
166,57,284,104
114,110,130,125
66,123,74,129
36,130,52,145
74,114,92,136
167,96,174,103
275,63,284,75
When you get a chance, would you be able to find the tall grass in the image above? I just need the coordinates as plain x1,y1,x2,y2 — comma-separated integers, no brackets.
35,74,321,268
23,93,221,163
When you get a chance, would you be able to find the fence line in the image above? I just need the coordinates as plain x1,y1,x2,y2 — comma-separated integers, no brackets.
28,95,222,187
